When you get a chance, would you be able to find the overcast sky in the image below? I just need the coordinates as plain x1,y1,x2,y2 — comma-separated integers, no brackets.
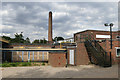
1,2,118,41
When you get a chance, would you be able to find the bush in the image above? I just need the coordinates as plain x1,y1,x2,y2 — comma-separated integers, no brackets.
10,63,18,67
42,62,45,66
2,62,48,67
28,62,32,66
34,63,39,66
22,62,31,66
22,62,28,66
2,63,11,67
0,64,2,67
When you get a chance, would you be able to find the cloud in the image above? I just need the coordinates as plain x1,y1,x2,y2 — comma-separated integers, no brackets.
0,33,11,36
1,2,118,41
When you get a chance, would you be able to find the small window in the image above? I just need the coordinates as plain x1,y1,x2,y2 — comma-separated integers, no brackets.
76,36,78,41
116,35,120,39
116,49,120,57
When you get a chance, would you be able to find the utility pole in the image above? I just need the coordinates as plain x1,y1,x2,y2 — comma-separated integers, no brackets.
104,23,114,67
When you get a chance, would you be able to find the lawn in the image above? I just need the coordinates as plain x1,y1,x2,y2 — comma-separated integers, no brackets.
0,62,48,67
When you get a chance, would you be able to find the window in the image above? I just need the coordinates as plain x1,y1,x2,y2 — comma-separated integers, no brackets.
116,49,120,57
76,36,78,41
28,52,30,62
116,35,120,39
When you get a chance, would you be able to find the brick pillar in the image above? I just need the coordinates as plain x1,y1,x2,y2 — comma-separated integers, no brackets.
48,11,52,42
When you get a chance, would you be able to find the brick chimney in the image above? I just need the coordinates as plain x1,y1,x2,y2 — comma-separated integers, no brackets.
48,11,52,42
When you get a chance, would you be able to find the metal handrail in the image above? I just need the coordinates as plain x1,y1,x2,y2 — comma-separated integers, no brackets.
84,41,105,66
85,40,111,67
80,33,111,67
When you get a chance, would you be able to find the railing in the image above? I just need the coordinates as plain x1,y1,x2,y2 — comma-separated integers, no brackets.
85,41,104,66
80,33,111,67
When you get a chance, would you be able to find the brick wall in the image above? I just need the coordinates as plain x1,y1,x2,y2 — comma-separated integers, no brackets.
74,30,119,42
76,43,90,65
49,52,66,67
99,40,119,64
74,30,120,64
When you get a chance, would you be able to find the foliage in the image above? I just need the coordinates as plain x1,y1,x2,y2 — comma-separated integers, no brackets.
32,39,40,44
2,63,11,67
42,62,45,65
25,37,30,43
53,36,64,41
21,62,31,66
40,38,47,44
2,36,11,42
10,32,25,43
32,38,47,44
2,62,48,67
2,32,49,44
10,63,18,67
2,32,31,43
0,64,2,67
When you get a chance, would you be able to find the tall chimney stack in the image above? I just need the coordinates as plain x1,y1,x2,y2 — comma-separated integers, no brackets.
48,11,52,42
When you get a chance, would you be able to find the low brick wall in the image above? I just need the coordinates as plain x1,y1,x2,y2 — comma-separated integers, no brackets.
49,52,66,67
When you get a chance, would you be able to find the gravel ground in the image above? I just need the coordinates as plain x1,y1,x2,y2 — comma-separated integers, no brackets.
1,64,118,78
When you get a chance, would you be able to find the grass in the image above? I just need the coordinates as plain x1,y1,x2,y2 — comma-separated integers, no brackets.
1,62,48,67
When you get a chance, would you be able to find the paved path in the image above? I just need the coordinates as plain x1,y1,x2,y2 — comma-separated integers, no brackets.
1,64,118,78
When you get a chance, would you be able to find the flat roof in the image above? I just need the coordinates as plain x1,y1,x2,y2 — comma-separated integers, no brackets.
1,48,67,52
0,37,9,43
74,30,119,35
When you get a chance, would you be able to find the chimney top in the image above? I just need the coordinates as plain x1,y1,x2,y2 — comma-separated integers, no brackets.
49,11,52,13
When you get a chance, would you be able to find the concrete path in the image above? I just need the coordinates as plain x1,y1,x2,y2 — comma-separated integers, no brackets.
1,64,118,78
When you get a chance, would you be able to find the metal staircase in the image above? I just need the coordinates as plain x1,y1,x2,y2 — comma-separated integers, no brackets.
80,33,111,67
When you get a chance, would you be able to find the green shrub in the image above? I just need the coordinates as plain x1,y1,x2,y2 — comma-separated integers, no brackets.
2,62,48,67
10,63,18,67
2,63,11,67
42,62,45,66
22,62,31,66
28,62,32,66
34,63,39,66
22,62,28,66
0,64,2,67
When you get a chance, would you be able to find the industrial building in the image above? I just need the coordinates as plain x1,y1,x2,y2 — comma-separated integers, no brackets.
1,11,120,67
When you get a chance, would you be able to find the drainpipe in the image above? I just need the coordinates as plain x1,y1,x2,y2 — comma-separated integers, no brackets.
65,47,68,68
75,46,77,66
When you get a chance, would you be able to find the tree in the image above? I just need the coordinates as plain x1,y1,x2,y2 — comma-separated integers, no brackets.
32,39,40,44
40,38,47,44
32,38,47,44
2,36,11,41
2,32,31,44
53,36,64,41
25,37,30,43
10,32,25,43
43,38,47,44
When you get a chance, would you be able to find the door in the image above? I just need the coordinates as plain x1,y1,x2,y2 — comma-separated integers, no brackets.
69,50,74,65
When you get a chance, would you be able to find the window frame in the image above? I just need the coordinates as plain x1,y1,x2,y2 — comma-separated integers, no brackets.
116,35,120,39
76,36,78,41
115,47,120,57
